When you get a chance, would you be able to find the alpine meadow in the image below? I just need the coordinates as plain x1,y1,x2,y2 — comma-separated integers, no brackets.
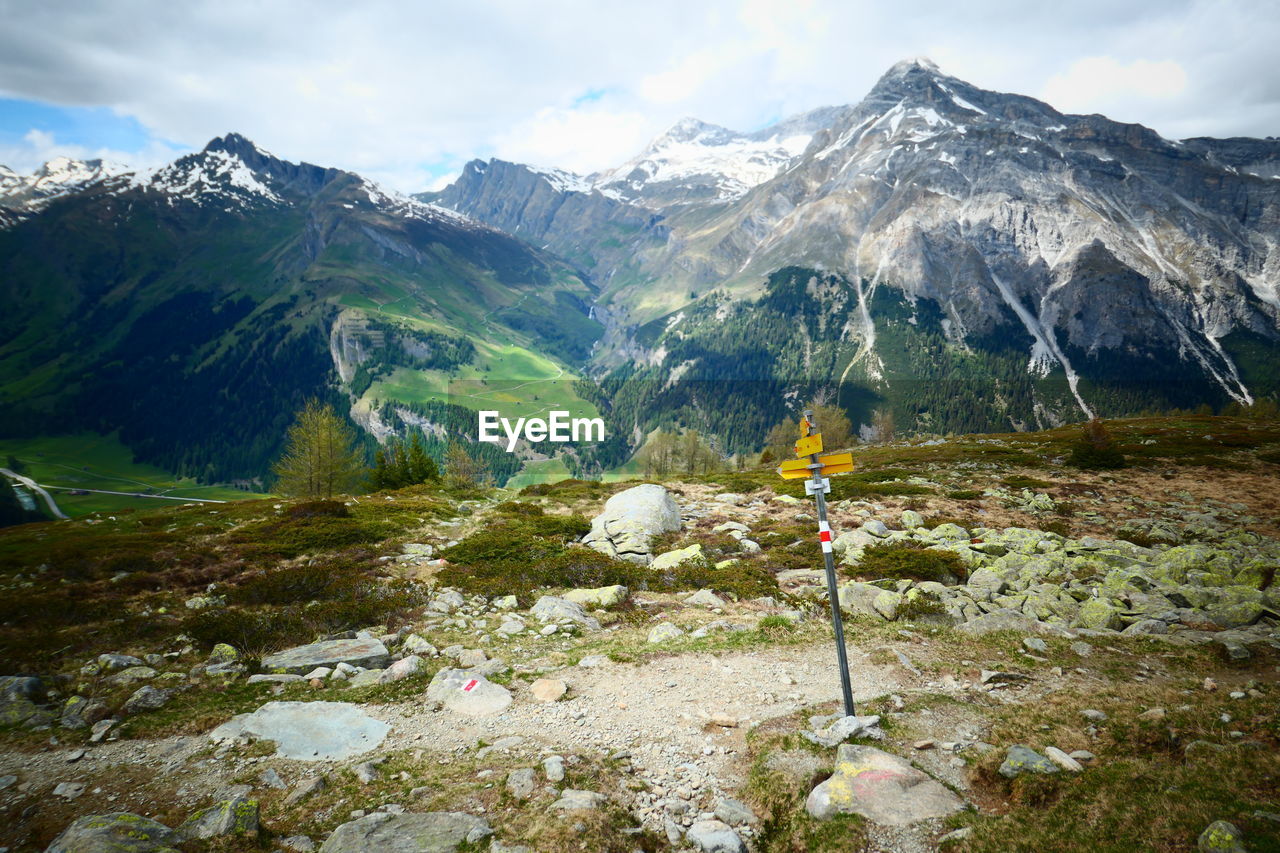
1,4,1279,852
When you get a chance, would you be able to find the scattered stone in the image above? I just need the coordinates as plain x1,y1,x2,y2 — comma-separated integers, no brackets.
505,768,536,800
318,811,492,852
258,768,286,789
53,781,87,800
262,639,390,675
806,743,965,825
178,795,259,839
1022,637,1048,654
913,740,935,750
686,819,746,853
89,719,115,743
457,649,488,668
1044,746,1084,773
1197,820,1246,853
530,678,567,702
247,673,305,685
402,634,437,656
938,826,973,845
426,668,513,717
1069,750,1096,763
648,622,685,643
550,789,607,811
210,701,390,760
804,714,885,747
1082,709,1108,722
354,762,380,784
543,755,565,783
45,812,183,852
980,670,1031,686
280,835,317,852
1138,707,1167,721
97,653,144,671
65,748,86,763
1071,641,1094,657
378,655,424,684
284,776,327,807
713,796,756,826
123,686,172,715
998,745,1060,778
686,588,726,608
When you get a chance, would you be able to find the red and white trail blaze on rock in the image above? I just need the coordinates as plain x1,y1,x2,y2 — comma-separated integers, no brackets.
819,521,833,553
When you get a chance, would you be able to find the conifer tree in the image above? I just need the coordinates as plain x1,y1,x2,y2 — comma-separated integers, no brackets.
272,399,366,498
406,431,439,483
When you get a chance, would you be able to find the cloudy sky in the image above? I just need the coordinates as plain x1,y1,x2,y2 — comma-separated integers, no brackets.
0,0,1276,192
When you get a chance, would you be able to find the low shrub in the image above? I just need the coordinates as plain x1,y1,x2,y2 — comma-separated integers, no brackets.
1068,419,1127,470
228,514,394,559
848,542,968,583
436,546,649,601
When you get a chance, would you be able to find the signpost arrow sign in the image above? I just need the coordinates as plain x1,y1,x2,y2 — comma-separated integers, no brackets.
776,409,856,717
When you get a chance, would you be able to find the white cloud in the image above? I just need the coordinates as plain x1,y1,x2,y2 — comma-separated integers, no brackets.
494,106,652,175
1042,56,1189,117
0,0,1276,190
0,128,180,175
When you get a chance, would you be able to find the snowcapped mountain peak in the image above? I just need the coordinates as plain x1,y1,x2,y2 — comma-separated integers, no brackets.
593,115,814,207
0,156,131,223
146,143,283,207
887,56,940,76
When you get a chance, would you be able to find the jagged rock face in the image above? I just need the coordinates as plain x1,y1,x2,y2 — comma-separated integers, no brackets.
438,58,1280,408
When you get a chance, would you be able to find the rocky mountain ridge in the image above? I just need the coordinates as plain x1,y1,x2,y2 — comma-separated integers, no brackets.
435,58,1280,428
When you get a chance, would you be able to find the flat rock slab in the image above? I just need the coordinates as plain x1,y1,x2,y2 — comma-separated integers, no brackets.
807,743,965,826
319,811,492,852
209,701,389,761
262,639,390,675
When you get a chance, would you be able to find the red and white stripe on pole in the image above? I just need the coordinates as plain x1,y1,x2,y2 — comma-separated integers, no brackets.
818,520,833,553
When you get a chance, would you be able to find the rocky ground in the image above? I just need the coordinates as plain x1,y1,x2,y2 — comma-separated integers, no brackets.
1,416,1278,852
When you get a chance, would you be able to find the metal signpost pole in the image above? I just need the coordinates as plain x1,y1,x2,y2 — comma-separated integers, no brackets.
803,410,856,717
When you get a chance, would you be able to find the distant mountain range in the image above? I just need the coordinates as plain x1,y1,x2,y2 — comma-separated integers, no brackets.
3,59,1278,484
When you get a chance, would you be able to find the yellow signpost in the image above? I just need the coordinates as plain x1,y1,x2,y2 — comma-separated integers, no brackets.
776,409,857,716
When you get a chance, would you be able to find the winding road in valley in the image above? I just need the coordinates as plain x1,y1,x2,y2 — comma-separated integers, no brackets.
1,467,69,519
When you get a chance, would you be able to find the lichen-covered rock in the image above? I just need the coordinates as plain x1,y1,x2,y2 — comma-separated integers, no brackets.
872,590,902,620
45,811,183,852
123,686,173,715
651,543,705,570
1197,820,1246,853
1075,598,1123,630
562,585,629,608
178,795,259,839
581,484,682,564
806,743,964,825
998,745,1060,778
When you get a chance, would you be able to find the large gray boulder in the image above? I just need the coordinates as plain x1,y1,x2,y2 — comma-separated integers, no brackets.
686,819,747,853
177,795,259,839
806,744,965,825
262,639,390,674
319,812,492,852
582,484,682,564
426,668,513,716
530,596,601,630
209,701,389,760
45,812,183,852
